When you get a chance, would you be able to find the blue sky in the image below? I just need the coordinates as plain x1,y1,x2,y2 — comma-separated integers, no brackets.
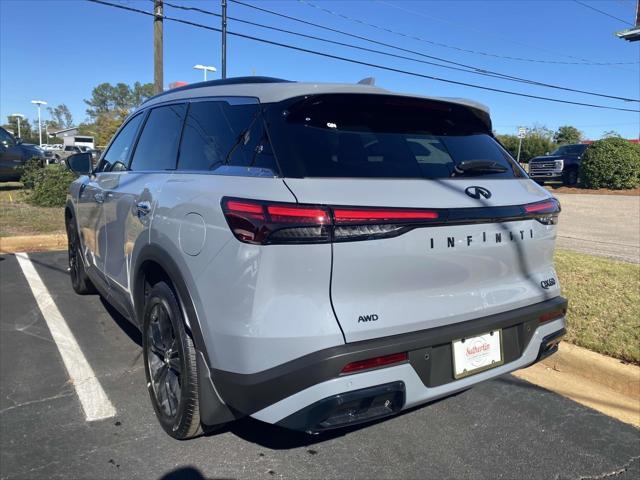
1,0,639,140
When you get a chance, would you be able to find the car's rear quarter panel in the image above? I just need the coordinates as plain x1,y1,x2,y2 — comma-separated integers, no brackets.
150,174,345,374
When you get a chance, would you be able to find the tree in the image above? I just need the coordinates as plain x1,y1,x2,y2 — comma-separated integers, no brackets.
521,133,555,162
553,125,582,145
85,81,154,120
496,128,554,163
495,134,519,158
131,82,155,107
47,104,74,129
602,130,622,139
83,81,154,146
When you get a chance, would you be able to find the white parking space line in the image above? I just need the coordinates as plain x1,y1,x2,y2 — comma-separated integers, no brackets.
15,252,116,422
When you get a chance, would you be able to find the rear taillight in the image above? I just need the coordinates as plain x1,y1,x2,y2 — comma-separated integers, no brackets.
222,198,330,244
333,207,439,241
524,198,560,225
341,352,408,375
222,198,441,245
222,197,561,245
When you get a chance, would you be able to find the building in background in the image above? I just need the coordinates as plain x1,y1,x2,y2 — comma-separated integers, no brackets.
52,127,95,149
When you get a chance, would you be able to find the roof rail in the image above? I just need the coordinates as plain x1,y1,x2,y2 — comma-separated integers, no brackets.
141,76,293,105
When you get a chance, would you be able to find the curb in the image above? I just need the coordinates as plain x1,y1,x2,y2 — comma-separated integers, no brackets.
514,342,640,427
540,342,639,398
0,233,67,253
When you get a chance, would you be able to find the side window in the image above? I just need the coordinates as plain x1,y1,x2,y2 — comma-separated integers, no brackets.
130,104,186,172
0,128,15,147
178,101,278,172
97,113,144,172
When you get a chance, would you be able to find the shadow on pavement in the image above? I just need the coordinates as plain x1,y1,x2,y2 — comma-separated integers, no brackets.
158,466,207,480
100,296,142,346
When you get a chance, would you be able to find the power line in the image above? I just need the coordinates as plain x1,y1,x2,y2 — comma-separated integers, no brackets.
572,0,635,26
220,0,638,102
298,0,639,66
85,0,640,113
375,0,638,67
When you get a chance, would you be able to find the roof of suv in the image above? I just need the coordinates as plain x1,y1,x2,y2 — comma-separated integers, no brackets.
140,76,490,114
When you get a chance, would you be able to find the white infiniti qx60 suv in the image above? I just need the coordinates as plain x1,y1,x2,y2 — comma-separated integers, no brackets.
64,77,567,439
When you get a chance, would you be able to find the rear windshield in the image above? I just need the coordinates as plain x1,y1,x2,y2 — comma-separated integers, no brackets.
264,94,523,179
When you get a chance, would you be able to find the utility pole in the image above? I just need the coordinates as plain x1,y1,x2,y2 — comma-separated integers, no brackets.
154,0,164,94
221,0,227,79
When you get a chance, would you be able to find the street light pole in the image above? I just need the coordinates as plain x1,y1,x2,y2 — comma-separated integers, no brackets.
10,113,24,138
516,126,527,165
30,100,47,147
193,64,217,81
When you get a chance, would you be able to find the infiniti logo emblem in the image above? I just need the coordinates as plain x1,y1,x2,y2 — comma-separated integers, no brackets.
465,186,492,200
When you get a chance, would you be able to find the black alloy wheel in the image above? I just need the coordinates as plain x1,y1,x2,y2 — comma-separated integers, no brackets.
146,301,182,418
143,281,202,439
66,219,95,294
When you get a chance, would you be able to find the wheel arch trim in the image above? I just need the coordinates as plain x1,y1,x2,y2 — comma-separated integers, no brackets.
132,244,236,426
132,244,209,360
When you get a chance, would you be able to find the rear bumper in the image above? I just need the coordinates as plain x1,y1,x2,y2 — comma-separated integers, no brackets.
208,296,567,429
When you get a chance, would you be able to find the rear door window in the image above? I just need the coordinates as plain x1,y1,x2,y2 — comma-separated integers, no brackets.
177,100,278,173
264,94,522,179
130,103,186,171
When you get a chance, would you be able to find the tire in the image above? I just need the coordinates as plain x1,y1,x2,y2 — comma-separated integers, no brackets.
143,281,203,440
564,168,578,186
66,219,96,295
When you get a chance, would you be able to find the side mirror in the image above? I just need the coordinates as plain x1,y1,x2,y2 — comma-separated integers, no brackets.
16,137,23,145
545,151,550,155
67,152,93,175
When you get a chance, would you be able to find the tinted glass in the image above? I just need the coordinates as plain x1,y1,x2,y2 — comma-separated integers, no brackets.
178,101,278,172
0,128,14,146
130,104,186,171
98,113,144,172
265,94,521,179
551,144,588,156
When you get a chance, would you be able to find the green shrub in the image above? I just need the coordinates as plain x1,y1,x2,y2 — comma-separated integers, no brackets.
24,163,76,207
580,138,640,190
20,158,46,189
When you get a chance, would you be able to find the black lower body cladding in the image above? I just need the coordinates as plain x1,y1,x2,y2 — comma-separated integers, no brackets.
209,297,568,417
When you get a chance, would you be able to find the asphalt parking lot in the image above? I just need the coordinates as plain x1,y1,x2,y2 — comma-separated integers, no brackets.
554,193,640,263
1,251,639,480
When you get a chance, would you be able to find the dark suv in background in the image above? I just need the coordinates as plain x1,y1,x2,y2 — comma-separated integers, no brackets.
528,143,588,186
0,126,46,182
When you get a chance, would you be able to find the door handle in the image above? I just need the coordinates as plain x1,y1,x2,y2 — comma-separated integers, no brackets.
136,201,151,218
93,193,105,204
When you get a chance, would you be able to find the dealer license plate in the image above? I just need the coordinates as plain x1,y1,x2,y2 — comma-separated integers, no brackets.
452,330,503,379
